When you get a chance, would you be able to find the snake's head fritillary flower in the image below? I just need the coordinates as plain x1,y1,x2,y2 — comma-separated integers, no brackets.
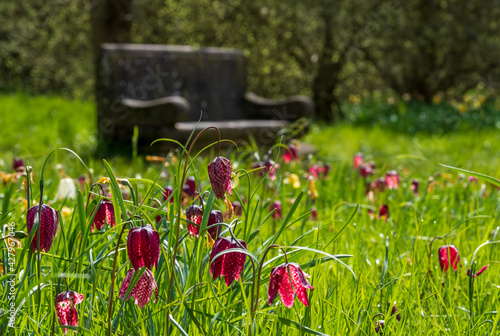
368,209,375,220
186,204,203,237
467,265,489,277
13,157,25,172
323,163,331,179
208,156,232,199
468,176,478,184
308,165,320,179
438,245,460,272
265,160,278,181
56,290,84,335
268,263,314,308
372,177,386,193
163,185,174,203
77,175,86,188
375,320,385,334
182,184,194,198
353,153,363,169
385,170,400,190
27,204,59,252
119,268,158,309
232,201,242,216
311,207,318,221
186,177,197,195
411,179,419,195
210,236,247,287
207,210,223,240
270,201,282,220
360,164,374,178
390,303,402,321
127,224,160,270
377,204,389,222
284,144,298,163
90,199,115,232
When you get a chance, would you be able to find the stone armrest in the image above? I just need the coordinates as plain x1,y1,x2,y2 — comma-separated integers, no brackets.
243,92,314,122
120,96,190,127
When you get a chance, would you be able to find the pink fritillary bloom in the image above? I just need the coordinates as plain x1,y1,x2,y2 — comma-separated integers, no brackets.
411,179,419,195
353,153,363,169
385,170,400,190
13,157,25,171
311,207,318,221
270,201,282,220
208,156,232,199
186,205,203,237
375,320,385,334
186,177,197,195
210,237,247,287
359,164,374,178
268,263,314,308
127,224,160,270
207,210,223,240
265,160,278,181
377,204,389,222
232,201,242,216
284,144,298,163
27,204,59,252
163,185,174,203
56,290,84,335
467,265,489,277
119,268,158,309
438,245,460,272
90,199,115,232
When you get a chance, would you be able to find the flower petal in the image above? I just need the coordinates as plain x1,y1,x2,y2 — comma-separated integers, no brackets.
210,237,230,280
222,240,247,286
289,263,314,307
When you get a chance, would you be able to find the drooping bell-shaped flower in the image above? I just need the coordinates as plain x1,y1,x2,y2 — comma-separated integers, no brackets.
208,156,232,199
375,320,385,334
210,236,247,287
186,176,197,195
27,204,59,252
411,179,419,195
163,185,174,203
13,157,25,171
207,210,223,240
385,170,400,190
265,160,278,181
119,268,158,309
311,207,318,221
467,265,489,277
90,199,115,232
127,224,160,270
283,144,297,163
353,153,363,169
359,164,374,178
390,302,402,321
56,290,84,335
377,204,389,222
372,177,386,193
186,204,203,237
268,263,314,308
270,201,282,220
438,245,460,272
232,201,242,216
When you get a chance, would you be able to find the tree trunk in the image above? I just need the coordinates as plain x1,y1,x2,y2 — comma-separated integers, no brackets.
312,8,344,122
91,0,133,150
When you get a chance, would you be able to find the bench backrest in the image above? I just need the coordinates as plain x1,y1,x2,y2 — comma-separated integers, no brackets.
100,44,247,121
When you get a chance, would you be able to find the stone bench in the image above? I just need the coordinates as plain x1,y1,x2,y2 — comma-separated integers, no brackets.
96,44,314,151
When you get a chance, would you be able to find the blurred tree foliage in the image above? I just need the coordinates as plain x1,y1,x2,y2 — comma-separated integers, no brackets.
1,0,500,121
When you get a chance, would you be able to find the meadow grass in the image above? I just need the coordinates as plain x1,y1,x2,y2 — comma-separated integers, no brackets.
0,93,499,335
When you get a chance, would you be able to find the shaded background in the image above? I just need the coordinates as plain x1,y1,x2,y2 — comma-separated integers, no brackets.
2,0,500,123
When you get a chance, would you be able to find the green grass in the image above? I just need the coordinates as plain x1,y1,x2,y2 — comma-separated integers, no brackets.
0,93,499,335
